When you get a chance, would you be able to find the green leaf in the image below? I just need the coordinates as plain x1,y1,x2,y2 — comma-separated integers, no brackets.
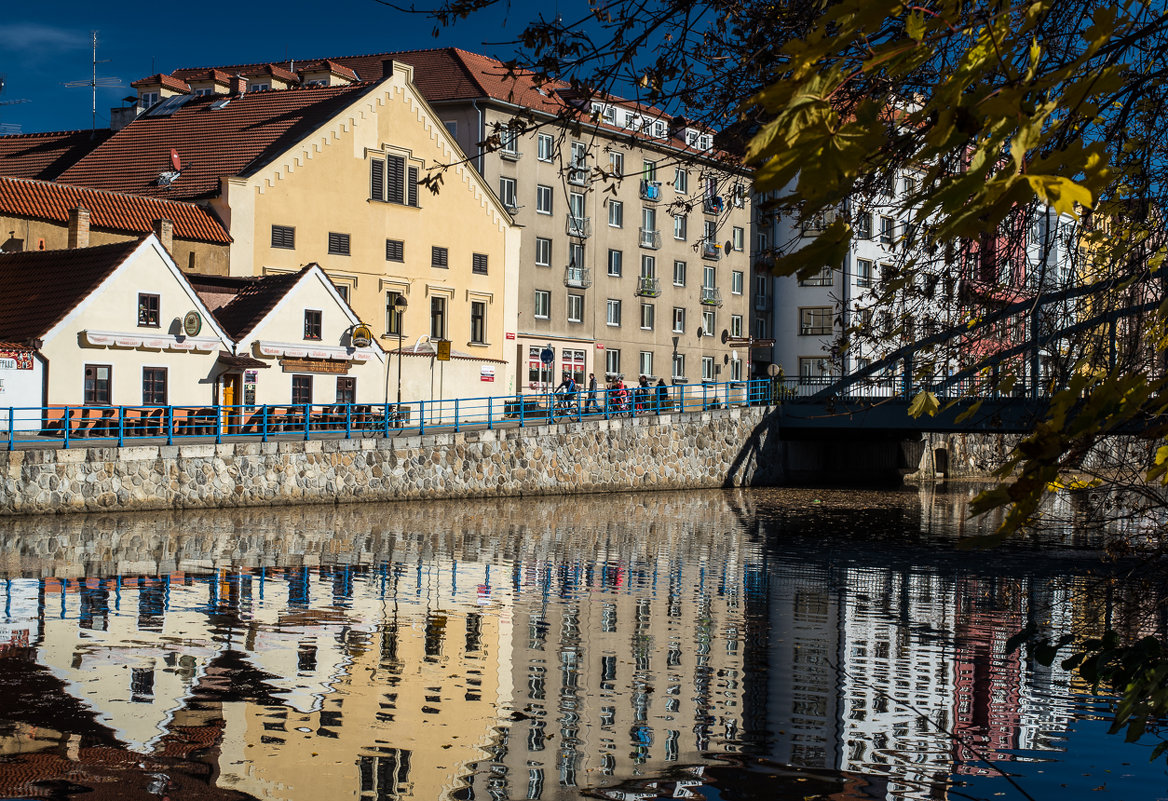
905,10,926,42
1025,174,1093,217
907,390,940,418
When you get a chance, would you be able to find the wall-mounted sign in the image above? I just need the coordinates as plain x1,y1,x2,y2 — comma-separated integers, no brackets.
183,310,203,337
595,344,605,350
351,324,373,348
0,351,34,370
505,332,516,340
436,339,451,361
244,370,258,406
481,365,495,382
280,357,351,375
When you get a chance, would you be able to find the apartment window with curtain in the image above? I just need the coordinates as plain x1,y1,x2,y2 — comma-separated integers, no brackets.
536,185,553,214
606,349,621,376
606,299,622,326
607,249,623,277
608,200,623,228
673,260,686,286
640,303,655,330
567,294,584,323
534,290,550,319
609,151,624,177
535,237,552,266
537,133,554,161
673,215,687,240
498,176,517,209
672,354,685,380
672,307,685,333
674,168,688,193
639,351,653,377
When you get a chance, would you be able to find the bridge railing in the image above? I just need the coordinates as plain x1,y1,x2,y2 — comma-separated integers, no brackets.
2,379,772,450
777,372,1044,402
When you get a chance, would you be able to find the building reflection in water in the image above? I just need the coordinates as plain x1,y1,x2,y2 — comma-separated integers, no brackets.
0,487,1161,800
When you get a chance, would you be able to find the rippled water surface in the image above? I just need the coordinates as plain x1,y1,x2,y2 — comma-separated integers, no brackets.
1,486,1166,800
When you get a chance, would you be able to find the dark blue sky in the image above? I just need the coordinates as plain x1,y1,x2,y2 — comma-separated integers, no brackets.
0,0,551,134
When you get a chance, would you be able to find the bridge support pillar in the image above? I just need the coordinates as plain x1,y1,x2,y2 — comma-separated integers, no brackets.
780,432,925,487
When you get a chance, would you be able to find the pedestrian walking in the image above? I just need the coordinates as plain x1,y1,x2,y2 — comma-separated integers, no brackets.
655,378,668,413
585,372,600,414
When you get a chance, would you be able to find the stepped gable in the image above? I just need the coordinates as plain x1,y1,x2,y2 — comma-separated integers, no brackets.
56,82,379,201
0,240,140,344
0,176,231,243
0,129,113,180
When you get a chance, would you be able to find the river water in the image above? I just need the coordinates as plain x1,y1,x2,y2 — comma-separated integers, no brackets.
0,486,1165,801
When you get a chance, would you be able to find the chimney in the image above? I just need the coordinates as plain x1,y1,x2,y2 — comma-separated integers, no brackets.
152,218,174,253
67,206,91,249
230,73,248,96
381,59,395,79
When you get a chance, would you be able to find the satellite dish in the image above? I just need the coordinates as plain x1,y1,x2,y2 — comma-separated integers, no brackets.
724,240,733,253
721,329,729,345
170,148,182,172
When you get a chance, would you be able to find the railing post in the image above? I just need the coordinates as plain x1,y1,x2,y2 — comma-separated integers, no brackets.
454,398,460,433
7,407,13,452
166,407,173,446
576,389,582,423
261,405,268,443
304,403,310,441
419,400,426,434
703,382,708,411
520,395,526,428
902,355,913,398
345,404,352,439
384,402,390,438
64,407,71,450
215,406,222,445
118,406,125,448
487,396,493,430
604,386,611,420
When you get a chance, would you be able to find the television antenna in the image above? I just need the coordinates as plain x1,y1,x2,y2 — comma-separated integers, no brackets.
0,75,31,134
64,31,122,132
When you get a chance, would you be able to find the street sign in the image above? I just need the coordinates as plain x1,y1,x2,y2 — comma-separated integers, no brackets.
436,339,451,361
540,347,554,364
725,336,775,347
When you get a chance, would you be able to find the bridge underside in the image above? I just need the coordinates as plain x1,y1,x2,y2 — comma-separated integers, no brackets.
777,396,1049,435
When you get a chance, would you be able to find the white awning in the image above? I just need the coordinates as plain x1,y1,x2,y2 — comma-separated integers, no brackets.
253,340,377,362
81,330,219,353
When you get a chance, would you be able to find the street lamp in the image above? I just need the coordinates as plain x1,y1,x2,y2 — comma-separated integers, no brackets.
392,294,408,408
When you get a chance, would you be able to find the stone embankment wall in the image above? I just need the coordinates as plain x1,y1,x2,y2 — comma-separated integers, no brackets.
913,432,1018,478
0,408,784,516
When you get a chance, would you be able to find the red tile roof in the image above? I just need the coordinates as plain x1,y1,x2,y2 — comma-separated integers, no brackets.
56,82,380,201
299,59,359,81
131,73,192,93
0,129,113,180
186,69,232,86
0,240,141,344
187,268,311,339
0,176,231,243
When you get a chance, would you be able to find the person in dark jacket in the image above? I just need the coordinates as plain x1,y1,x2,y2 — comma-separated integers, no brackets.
585,372,600,413
655,378,669,413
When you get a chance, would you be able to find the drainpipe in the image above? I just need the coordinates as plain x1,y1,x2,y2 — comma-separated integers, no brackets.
472,100,484,175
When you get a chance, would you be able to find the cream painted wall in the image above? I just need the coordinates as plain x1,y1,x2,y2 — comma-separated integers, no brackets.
224,64,520,400
39,238,232,407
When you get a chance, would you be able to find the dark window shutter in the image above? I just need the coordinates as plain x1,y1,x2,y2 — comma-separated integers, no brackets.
407,166,419,207
472,253,488,274
272,225,295,249
386,156,405,204
328,232,351,255
370,159,385,201
386,239,404,261
432,246,448,268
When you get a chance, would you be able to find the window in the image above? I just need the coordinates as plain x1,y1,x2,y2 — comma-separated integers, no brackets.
372,155,419,206
193,87,215,96
703,264,716,289
569,142,588,184
563,349,586,384
138,91,159,109
385,239,404,261
643,159,657,182
882,172,896,196
142,367,166,405
904,175,917,196
639,351,653,377
800,266,833,287
757,230,769,252
640,303,655,330
880,215,895,245
304,309,322,340
732,226,744,251
673,307,685,333
702,356,715,381
702,309,715,336
800,306,833,336
535,237,552,267
608,249,623,277
674,168,688,193
641,254,656,278
534,290,550,319
536,185,553,214
137,293,159,327
606,348,621,376
731,314,743,337
673,260,686,286
755,318,767,338
608,200,624,228
271,224,295,249
731,271,743,294
568,242,585,269
537,133,555,161
336,377,356,404
328,232,350,256
854,211,872,239
529,346,548,384
251,83,270,92
672,354,685,380
430,296,447,338
443,120,457,137
799,357,833,383
500,127,519,156
385,292,404,335
498,176,517,209
470,301,486,343
567,293,584,323
673,214,687,240
856,259,874,287
569,191,586,234
334,284,349,303
292,375,313,405
472,253,489,274
609,151,624,177
431,246,449,268
607,298,622,326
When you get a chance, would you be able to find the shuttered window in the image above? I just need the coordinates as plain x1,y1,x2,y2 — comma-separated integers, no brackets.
271,225,295,249
375,155,420,206
386,239,404,262
328,232,351,256
370,159,385,201
407,166,419,207
472,253,488,274
386,155,405,204
431,246,448,268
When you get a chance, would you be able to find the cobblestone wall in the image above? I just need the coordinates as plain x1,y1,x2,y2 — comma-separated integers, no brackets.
0,408,783,516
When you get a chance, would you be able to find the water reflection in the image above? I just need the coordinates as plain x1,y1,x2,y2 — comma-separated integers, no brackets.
0,487,1165,800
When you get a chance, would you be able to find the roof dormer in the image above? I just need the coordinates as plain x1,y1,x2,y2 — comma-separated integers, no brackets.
297,60,358,87
130,73,191,110
185,69,233,96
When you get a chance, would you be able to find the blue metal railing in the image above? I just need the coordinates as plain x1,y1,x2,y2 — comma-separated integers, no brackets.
2,379,771,451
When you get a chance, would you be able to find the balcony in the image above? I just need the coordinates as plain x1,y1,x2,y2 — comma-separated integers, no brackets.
500,148,522,162
564,265,593,289
568,165,589,186
640,180,662,202
701,240,721,260
639,228,662,249
703,195,724,215
635,276,661,297
754,293,771,311
700,287,723,307
566,215,591,238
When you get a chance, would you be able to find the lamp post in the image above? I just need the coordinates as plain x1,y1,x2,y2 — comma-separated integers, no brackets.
393,294,408,408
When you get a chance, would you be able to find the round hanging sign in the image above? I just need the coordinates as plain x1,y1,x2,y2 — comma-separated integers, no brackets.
183,310,202,337
351,324,373,348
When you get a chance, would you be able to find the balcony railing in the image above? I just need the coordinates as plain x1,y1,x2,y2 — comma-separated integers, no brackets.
640,180,662,201
754,293,771,311
566,215,591,238
500,148,522,161
703,196,724,214
564,265,593,289
568,165,589,185
635,276,661,297
701,240,721,260
639,228,661,249
700,287,723,307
